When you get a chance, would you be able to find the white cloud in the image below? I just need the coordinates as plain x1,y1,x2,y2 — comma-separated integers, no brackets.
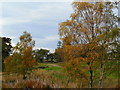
0,2,72,52
34,47,55,53
0,18,30,26
0,0,118,2
33,35,59,53
0,29,2,36
34,35,59,45
0,3,2,36
0,2,72,26
0,6,49,26
44,35,59,42
0,0,73,2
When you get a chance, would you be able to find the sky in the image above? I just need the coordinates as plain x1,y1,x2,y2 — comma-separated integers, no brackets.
0,2,73,53
0,1,119,53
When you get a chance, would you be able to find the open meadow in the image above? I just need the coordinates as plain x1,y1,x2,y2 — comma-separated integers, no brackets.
2,61,119,88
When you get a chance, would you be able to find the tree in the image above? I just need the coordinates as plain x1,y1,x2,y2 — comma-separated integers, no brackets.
47,53,56,62
59,2,118,88
33,49,49,63
0,37,12,71
4,31,36,79
55,41,64,62
55,48,64,62
96,27,119,88
57,41,62,48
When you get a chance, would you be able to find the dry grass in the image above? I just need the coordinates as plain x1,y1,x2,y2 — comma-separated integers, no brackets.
2,63,119,88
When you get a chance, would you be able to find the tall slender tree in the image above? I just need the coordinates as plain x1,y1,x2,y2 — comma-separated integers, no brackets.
5,31,36,79
55,41,64,62
59,2,118,88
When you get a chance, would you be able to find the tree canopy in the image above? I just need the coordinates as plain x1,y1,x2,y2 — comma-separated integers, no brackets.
0,37,12,71
58,2,119,88
4,31,36,79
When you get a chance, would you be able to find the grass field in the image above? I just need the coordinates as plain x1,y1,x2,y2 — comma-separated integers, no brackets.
2,62,119,88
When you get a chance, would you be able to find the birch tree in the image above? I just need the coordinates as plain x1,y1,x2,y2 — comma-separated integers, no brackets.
5,31,36,79
59,2,118,88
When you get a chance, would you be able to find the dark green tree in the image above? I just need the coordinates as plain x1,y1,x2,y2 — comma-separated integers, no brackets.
0,37,12,71
57,41,62,48
47,53,56,62
33,49,49,63
55,41,64,62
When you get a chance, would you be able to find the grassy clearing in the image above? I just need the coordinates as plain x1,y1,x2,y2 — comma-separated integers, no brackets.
33,63,63,71
32,62,119,87
45,66,62,71
2,62,119,88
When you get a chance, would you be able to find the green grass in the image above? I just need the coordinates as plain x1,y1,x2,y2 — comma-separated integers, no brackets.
108,72,119,78
45,66,62,71
34,63,49,68
53,73,67,79
32,62,65,79
33,62,63,72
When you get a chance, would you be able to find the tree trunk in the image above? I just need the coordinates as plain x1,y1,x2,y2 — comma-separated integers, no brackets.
23,74,27,80
23,70,27,80
98,63,103,88
89,66,93,88
2,62,4,72
66,76,70,87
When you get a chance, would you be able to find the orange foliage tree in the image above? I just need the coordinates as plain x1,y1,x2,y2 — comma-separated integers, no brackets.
5,31,36,79
59,2,118,88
